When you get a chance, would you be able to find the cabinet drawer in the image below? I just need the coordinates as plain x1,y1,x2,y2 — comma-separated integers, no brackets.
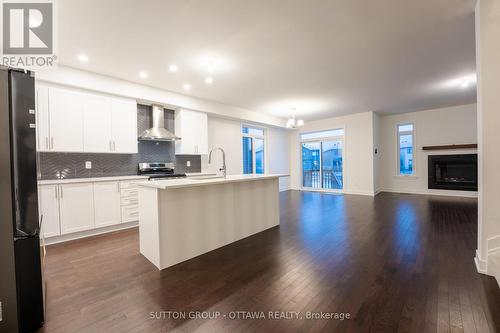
120,181,140,190
121,196,139,206
121,206,139,223
120,188,138,198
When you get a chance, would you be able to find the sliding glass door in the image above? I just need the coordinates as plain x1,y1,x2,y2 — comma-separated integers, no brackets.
301,129,344,191
321,140,343,189
301,142,321,188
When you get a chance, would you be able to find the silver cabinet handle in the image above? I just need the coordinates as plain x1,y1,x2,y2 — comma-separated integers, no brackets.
55,186,58,199
45,137,49,150
60,186,63,199
50,137,54,150
117,183,120,192
113,141,116,151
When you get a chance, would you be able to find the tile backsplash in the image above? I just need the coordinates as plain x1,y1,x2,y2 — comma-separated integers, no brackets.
38,105,201,179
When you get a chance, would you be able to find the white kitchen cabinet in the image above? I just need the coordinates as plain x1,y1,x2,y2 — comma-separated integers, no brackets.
36,84,137,154
83,94,113,153
175,109,208,155
111,98,138,154
36,84,50,152
120,181,140,223
48,87,85,152
59,183,94,234
38,185,61,238
93,181,122,227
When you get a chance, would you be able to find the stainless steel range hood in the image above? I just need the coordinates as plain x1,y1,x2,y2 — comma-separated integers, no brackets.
139,105,181,141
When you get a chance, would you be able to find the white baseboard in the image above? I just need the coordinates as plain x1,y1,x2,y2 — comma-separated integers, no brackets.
475,249,488,274
342,190,376,196
381,188,478,198
44,221,138,245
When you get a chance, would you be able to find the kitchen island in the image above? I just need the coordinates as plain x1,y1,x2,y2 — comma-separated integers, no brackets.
137,174,286,270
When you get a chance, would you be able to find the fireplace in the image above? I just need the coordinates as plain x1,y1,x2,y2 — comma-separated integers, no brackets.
428,154,477,191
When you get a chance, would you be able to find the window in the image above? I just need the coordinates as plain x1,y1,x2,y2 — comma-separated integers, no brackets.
398,123,414,175
242,125,265,174
301,128,344,190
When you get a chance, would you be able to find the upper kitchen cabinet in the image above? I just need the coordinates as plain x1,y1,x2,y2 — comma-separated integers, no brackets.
175,109,208,155
36,85,50,152
111,98,138,154
82,95,138,154
48,87,85,152
35,82,138,154
83,93,113,153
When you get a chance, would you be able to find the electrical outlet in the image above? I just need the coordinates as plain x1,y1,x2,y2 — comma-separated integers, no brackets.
186,161,191,167
85,161,92,169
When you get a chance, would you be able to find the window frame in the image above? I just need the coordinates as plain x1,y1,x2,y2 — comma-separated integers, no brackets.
241,124,266,174
396,122,416,177
299,127,346,193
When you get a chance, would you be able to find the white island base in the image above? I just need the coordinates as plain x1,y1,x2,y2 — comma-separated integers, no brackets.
138,175,282,270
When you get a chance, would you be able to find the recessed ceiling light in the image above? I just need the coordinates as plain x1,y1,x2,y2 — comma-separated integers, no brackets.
204,77,214,85
168,64,178,73
193,53,232,74
139,71,148,78
183,83,192,91
439,73,476,90
77,54,89,63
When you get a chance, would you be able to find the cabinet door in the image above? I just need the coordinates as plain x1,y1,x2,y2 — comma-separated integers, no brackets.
111,98,138,154
36,84,50,152
196,112,208,154
94,181,121,228
83,94,112,153
59,183,94,234
49,88,84,152
175,109,208,155
38,185,60,238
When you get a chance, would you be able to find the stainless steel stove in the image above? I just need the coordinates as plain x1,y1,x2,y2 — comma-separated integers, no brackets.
138,162,187,180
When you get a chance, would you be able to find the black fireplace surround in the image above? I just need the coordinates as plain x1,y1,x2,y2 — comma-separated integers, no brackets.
428,154,478,191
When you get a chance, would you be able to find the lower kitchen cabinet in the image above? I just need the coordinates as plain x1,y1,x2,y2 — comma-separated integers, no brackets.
38,185,61,238
94,181,122,227
38,179,141,241
59,183,95,234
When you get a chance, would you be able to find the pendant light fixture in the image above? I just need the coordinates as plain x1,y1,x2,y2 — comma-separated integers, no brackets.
286,108,304,129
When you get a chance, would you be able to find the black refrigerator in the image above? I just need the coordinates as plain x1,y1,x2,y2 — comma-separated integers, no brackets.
0,67,44,333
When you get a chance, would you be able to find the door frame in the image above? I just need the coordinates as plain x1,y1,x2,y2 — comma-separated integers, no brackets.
299,128,345,193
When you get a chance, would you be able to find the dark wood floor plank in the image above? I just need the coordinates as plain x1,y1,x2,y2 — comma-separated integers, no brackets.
37,191,500,333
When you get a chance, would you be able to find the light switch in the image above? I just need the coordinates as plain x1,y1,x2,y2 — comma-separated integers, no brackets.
85,161,92,169
186,161,191,167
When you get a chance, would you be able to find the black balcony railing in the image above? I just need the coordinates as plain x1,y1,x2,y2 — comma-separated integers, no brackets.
303,170,343,189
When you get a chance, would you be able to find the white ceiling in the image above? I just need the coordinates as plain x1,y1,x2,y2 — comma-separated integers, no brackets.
57,0,477,121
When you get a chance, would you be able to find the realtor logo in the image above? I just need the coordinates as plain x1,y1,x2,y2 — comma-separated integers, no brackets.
3,2,53,54
1,1,56,68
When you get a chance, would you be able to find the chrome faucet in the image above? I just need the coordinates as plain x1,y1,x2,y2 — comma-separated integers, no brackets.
208,147,227,178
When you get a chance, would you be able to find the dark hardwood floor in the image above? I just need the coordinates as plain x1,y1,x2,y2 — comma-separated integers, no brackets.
38,191,500,333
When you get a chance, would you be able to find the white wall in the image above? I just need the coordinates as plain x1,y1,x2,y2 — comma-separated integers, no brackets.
379,104,477,197
36,66,286,128
475,0,500,276
204,116,291,191
290,111,375,195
